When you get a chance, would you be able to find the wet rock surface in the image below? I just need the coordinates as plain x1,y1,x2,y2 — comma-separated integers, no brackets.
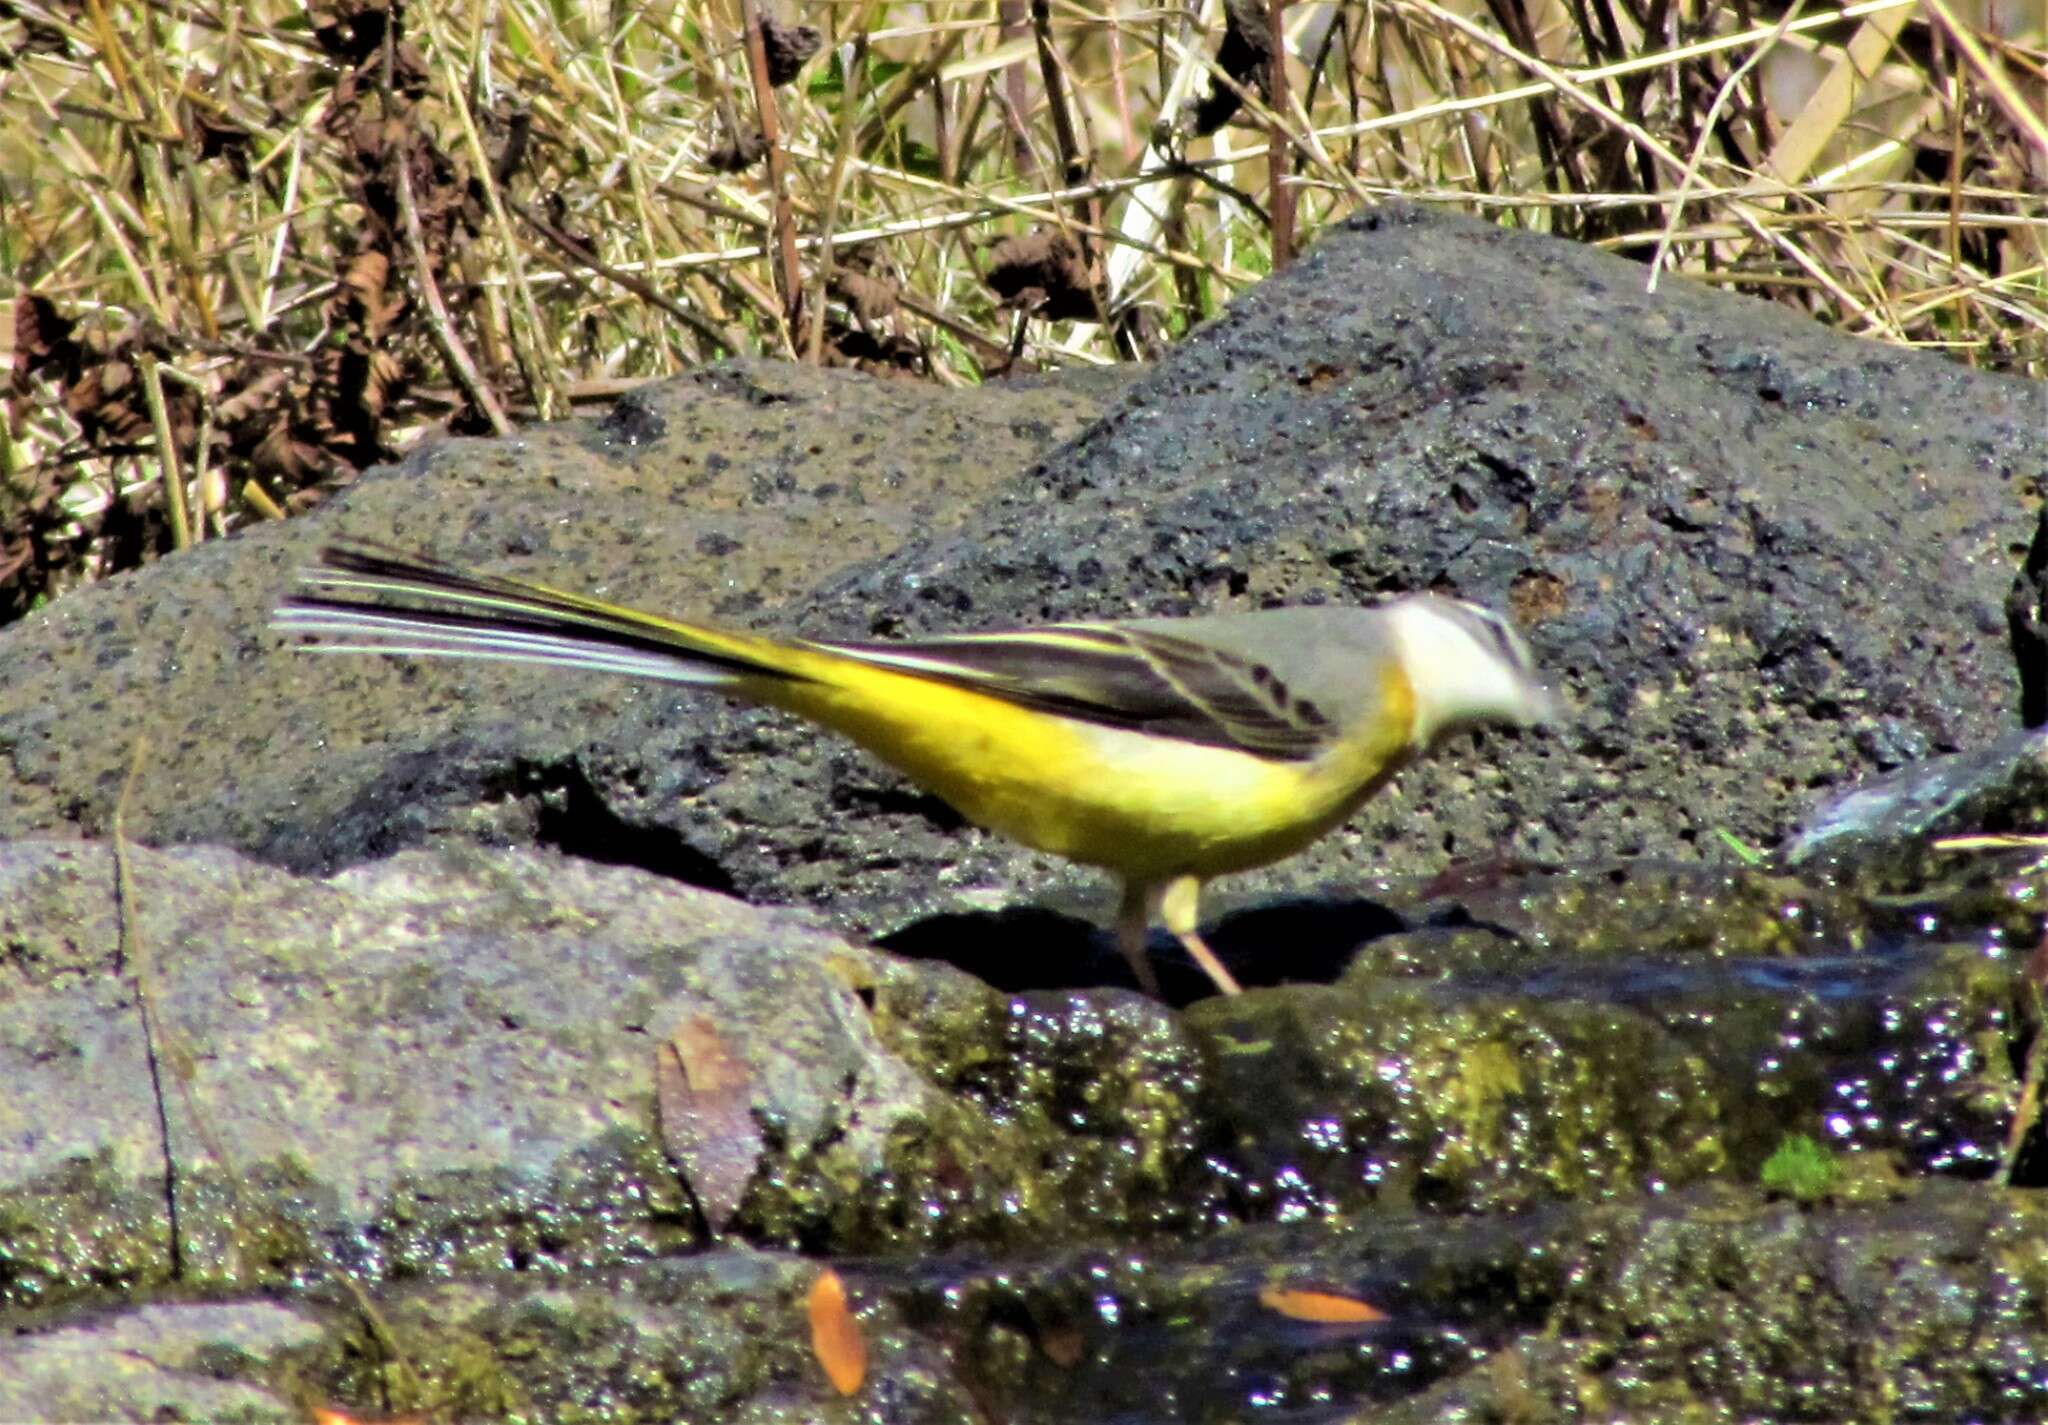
2,831,2043,1420
20,1179,2046,1423
1788,724,2048,872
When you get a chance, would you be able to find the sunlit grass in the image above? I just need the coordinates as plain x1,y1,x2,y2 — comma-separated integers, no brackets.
1,0,2042,610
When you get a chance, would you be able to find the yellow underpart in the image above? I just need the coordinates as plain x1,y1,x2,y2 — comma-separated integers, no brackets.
731,643,1421,883
458,577,1425,883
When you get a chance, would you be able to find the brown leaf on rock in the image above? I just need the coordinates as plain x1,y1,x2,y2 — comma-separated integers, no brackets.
654,1012,765,1233
807,1267,866,1395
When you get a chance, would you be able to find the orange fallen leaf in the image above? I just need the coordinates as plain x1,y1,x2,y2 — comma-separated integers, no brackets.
1257,1285,1389,1324
308,1408,425,1425
808,1267,866,1395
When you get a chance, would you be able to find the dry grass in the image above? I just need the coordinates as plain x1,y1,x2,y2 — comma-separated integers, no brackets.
2,0,2043,615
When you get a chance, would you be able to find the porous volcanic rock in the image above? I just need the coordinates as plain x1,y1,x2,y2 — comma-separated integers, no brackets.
0,206,2038,973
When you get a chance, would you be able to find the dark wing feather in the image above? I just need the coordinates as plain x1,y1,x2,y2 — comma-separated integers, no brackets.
813,624,1336,760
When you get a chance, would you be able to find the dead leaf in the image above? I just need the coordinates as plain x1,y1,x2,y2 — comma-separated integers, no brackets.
985,229,1098,321
654,1012,765,1233
807,1267,866,1395
760,16,822,87
832,269,899,326
1189,0,1274,136
706,126,768,173
1257,1285,1389,1324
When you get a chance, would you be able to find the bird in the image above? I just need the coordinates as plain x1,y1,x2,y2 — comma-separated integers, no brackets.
273,543,1560,998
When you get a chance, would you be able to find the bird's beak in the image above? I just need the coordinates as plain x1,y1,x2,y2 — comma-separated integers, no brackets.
1523,682,1567,728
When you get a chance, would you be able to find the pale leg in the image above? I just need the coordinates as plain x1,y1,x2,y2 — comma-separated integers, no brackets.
1159,875,1243,997
1115,881,1163,997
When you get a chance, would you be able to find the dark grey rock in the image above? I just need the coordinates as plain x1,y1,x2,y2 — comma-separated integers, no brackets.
0,360,1129,913
795,203,2041,927
1,211,2036,952
3,209,2040,959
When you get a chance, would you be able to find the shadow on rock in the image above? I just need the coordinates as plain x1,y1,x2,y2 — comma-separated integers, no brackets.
879,895,1409,1004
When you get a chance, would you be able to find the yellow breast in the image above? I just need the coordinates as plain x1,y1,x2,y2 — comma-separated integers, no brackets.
752,655,1418,882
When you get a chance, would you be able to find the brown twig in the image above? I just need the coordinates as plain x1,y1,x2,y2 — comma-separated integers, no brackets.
1031,0,1107,319
806,22,874,361
395,151,515,437
514,198,736,357
1033,0,1086,190
997,0,1043,182
113,736,182,1280
1265,0,1294,267
739,0,805,344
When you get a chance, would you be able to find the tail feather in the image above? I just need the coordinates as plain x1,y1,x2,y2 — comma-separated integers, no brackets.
272,542,799,688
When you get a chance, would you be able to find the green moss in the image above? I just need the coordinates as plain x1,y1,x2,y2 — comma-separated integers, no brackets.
1188,980,1731,1216
743,969,1209,1252
271,1289,527,1420
1759,1134,1840,1202
1449,1039,1525,1157
363,1131,700,1279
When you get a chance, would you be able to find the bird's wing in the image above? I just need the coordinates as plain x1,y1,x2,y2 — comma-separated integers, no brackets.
812,623,1339,760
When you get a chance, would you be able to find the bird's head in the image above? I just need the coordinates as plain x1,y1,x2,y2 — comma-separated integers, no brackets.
1385,595,1561,748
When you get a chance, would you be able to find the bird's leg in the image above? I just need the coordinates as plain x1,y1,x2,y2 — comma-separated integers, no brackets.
1115,882,1163,997
1159,875,1243,997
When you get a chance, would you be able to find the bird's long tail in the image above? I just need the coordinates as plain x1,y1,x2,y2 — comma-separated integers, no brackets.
272,543,807,689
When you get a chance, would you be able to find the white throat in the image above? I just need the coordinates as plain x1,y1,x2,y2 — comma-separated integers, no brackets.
1383,597,1557,746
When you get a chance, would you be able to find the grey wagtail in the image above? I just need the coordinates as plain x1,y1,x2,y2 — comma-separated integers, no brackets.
274,544,1559,997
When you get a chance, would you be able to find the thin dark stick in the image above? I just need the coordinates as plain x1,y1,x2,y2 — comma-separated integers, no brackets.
397,158,516,436
1032,0,1085,190
1030,0,1107,322
1265,0,1294,267
512,198,735,357
998,0,1042,182
113,738,181,1282
739,0,804,343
